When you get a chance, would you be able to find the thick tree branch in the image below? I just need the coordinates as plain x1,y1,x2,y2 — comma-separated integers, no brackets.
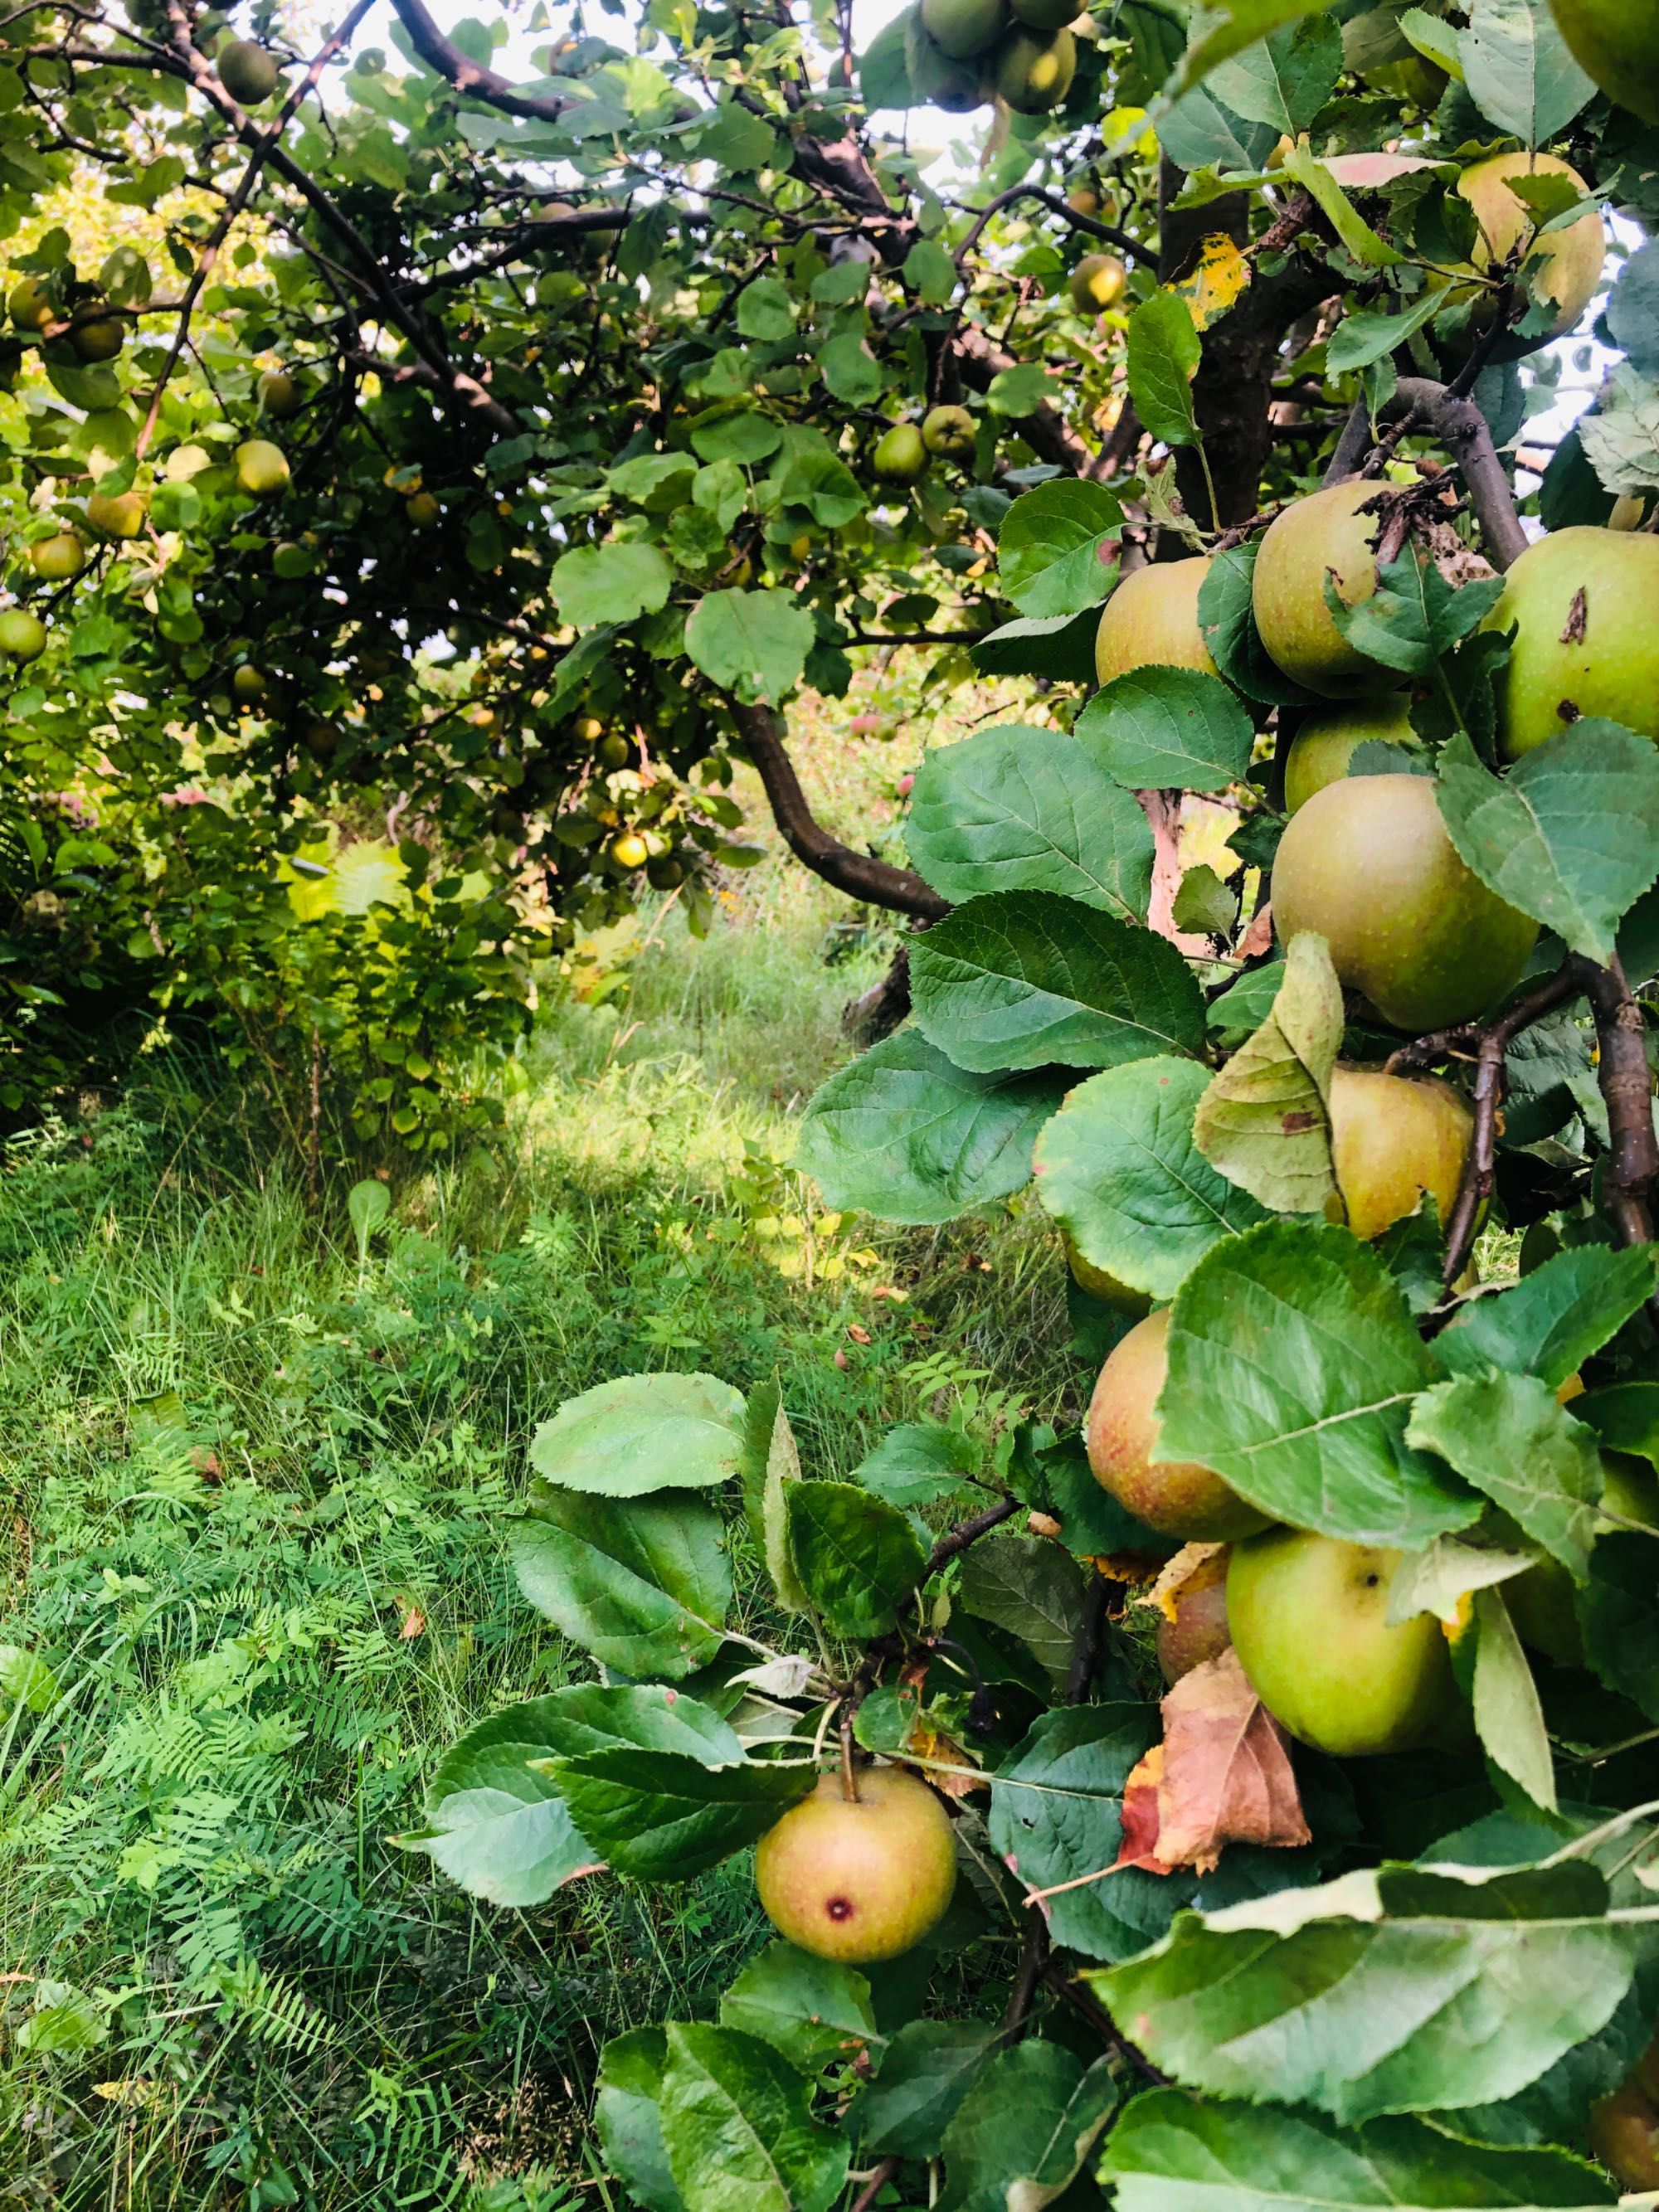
731,702,948,920
1326,377,1528,572
954,323,1092,477
387,0,569,120
1578,955,1659,1249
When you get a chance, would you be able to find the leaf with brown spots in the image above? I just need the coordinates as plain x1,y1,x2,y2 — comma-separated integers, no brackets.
1192,931,1341,1215
1114,1650,1309,1877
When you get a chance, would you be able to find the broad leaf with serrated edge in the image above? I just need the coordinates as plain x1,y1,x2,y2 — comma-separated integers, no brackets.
596,2029,685,2212
958,1534,1087,1689
684,587,814,704
907,725,1154,921
1193,931,1342,1214
394,1696,602,1907
659,2023,849,2212
510,1484,731,1679
1034,1056,1268,1301
718,1942,876,2072
1197,545,1306,705
852,1423,980,1510
549,1745,815,1879
783,1480,927,1637
529,1370,746,1497
1126,290,1201,450
911,892,1208,1073
1408,1373,1601,1579
937,2043,1118,2212
1581,1533,1659,1720
1074,666,1255,794
1102,2089,1628,2210
794,1031,1065,1224
1463,0,1595,145
1159,1223,1477,1546
861,2020,1000,2158
1092,1860,1635,2122
1435,1244,1659,1390
997,479,1122,618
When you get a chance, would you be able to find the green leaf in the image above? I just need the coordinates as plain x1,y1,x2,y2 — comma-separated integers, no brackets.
346,1176,391,1259
1197,544,1306,706
861,2020,1000,2158
684,588,815,704
1435,724,1659,967
529,1371,746,1498
818,329,883,404
971,609,1101,683
1578,1380,1659,1463
1407,1373,1602,1579
784,1480,927,1637
988,1704,1171,1961
1092,1860,1637,2123
1126,290,1202,450
997,480,1123,619
1169,1,1334,101
1326,284,1458,375
596,2029,685,2212
957,1533,1086,1687
1034,1056,1268,1302
509,1484,731,1679
718,1942,876,2072
1204,11,1343,133
904,238,958,307
551,1747,815,1879
1434,1245,1659,1392
1282,142,1400,266
859,9,913,107
394,1697,601,1907
985,361,1054,416
549,540,673,627
1159,1223,1478,1546
688,411,780,464
1102,2089,1628,2210
795,1032,1065,1224
937,2042,1119,2211
659,2023,849,2212
1192,930,1342,1215
1609,239,1659,383
687,104,777,170
757,1392,812,1615
1074,667,1255,794
910,891,1209,1073
906,724,1155,921
1172,863,1238,936
852,1423,980,1510
735,276,795,341
1205,955,1286,1044
1580,1533,1659,1720
1463,0,1595,146
1470,1586,1557,1811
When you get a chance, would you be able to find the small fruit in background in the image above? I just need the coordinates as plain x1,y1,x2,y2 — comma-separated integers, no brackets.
1253,483,1402,696
922,403,976,459
405,490,440,528
29,530,85,581
235,439,290,497
231,663,267,703
1283,695,1417,814
994,26,1076,113
1069,252,1126,313
646,854,685,890
598,732,630,768
0,608,46,660
873,422,928,482
575,716,606,744
919,0,1007,61
609,831,649,869
8,276,53,332
216,37,280,104
1455,151,1603,349
86,489,146,540
755,1767,956,1964
896,772,915,797
257,367,303,419
299,717,339,761
69,305,124,362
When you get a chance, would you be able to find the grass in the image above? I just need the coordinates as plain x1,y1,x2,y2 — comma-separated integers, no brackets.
0,679,1086,2209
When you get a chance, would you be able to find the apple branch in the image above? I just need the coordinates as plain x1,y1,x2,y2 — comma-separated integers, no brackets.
387,0,570,122
730,701,949,920
1326,377,1528,572
922,1494,1023,1577
1578,955,1659,1251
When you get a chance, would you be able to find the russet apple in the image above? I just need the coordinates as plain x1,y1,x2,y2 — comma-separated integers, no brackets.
755,1767,956,1963
1253,483,1408,697
1156,1548,1232,1685
1094,557,1218,688
1086,1308,1272,1543
1457,152,1604,348
1327,1065,1472,1241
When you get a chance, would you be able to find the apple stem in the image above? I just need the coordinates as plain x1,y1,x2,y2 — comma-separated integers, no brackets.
839,1702,861,1804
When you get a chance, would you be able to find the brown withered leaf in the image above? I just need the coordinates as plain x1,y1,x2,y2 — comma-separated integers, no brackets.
1141,1540,1228,1625
1114,1746,1178,1875
1154,1648,1310,1874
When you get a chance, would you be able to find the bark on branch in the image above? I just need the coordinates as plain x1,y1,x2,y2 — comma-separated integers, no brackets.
1326,377,1528,572
388,0,569,120
731,702,949,920
954,323,1093,478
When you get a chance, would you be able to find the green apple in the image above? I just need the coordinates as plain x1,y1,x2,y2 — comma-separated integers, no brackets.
1156,1548,1233,1685
1094,557,1218,687
755,1767,956,1964
1457,153,1604,348
993,26,1075,112
1012,0,1077,27
406,491,441,528
1272,773,1538,1032
1327,1065,1472,1242
1069,253,1126,314
216,36,280,104
1228,1529,1460,1757
1550,0,1659,120
0,609,46,660
873,423,927,483
1086,1307,1272,1543
258,368,303,420
86,489,146,540
70,307,124,363
236,440,290,498
1283,696,1416,814
8,276,53,333
920,0,1007,58
29,530,85,581
922,404,976,460
1253,482,1405,697
1506,1453,1659,1665
231,663,267,703
1488,527,1659,758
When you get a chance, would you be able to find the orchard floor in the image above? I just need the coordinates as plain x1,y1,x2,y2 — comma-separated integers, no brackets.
0,674,1092,2208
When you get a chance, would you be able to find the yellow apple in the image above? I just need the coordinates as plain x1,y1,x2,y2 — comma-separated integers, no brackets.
755,1767,956,1963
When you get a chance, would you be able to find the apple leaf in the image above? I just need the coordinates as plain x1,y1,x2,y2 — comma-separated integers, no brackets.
1132,1648,1311,1875
1158,1223,1479,1547
547,1744,815,1880
1407,1373,1603,1579
1126,290,1202,450
1165,1,1333,102
996,479,1123,618
1204,12,1343,134
987,1704,1185,1962
595,2029,686,2212
910,891,1209,1074
1091,1860,1637,2122
957,1535,1088,1690
393,1696,602,1907
1435,724,1659,967
1579,1533,1659,1720
549,540,673,627
1578,1378,1659,1463
509,1484,732,1680
1434,1245,1659,1391
783,1480,927,1637
1073,667,1255,794
1102,2088,1629,2210
851,1423,980,1511
659,2023,849,2212
1467,1585,1557,1811
793,1031,1067,1225
683,587,815,705
717,1942,876,2073
860,2020,1000,2158
1034,1056,1269,1302
1388,1535,1537,1628
528,1370,747,1498
1192,930,1342,1216
753,1389,811,1616
937,2042,1119,2212
1462,0,1595,147
906,724,1155,921
1197,543,1306,705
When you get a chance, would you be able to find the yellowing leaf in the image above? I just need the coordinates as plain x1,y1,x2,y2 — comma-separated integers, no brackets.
1171,235,1252,332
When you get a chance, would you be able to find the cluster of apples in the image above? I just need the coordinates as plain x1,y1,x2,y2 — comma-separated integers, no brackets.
872,403,978,483
905,0,1079,115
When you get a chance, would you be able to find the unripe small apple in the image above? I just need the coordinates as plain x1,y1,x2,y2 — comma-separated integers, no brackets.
216,37,280,104
610,831,649,870
300,717,339,761
1487,527,1659,758
755,1767,956,1963
1087,1307,1272,1543
0,608,46,660
257,368,303,419
919,0,1007,60
922,404,976,460
647,854,685,889
1283,695,1416,814
1549,0,1659,122
30,530,85,581
1065,182,1100,218
1069,252,1126,314
86,489,146,540
1253,483,1406,698
1156,1548,1232,1685
1228,1529,1461,1757
873,423,928,483
1272,774,1538,1033
406,491,441,529
994,26,1076,111
599,732,631,768
231,663,267,703
1094,557,1218,687
8,277,53,333
1457,152,1604,348
1327,1064,1471,1242
70,307,124,362
236,439,290,498
575,717,606,744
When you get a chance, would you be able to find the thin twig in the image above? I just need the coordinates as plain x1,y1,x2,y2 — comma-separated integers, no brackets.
923,1495,1021,1578
849,2157,901,2212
